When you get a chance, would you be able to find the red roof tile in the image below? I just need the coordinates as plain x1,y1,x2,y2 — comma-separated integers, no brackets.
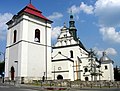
20,4,50,21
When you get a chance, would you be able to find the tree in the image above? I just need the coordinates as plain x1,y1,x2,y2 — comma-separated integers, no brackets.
88,48,101,81
114,65,120,81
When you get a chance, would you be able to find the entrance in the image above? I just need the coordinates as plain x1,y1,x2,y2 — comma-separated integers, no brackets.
57,75,63,80
85,77,89,81
11,66,15,80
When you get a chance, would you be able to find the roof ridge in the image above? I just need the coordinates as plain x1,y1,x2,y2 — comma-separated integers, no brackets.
26,4,42,13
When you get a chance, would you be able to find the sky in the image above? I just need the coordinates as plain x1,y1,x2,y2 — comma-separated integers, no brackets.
0,0,120,66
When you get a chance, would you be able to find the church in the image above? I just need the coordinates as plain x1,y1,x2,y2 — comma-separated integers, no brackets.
51,14,114,81
5,3,114,83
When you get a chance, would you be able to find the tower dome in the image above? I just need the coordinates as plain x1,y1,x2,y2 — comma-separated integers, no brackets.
99,52,114,64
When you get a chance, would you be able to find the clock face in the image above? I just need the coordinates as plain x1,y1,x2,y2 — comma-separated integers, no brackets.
58,67,62,70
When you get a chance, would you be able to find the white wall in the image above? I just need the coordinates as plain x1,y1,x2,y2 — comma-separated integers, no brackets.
101,63,114,81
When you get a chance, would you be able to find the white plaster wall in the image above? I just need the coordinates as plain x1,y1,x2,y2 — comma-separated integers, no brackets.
68,62,74,81
21,19,28,41
52,45,89,81
7,44,19,78
52,46,88,61
27,44,45,77
19,42,28,77
52,61,70,80
110,63,114,80
101,63,114,81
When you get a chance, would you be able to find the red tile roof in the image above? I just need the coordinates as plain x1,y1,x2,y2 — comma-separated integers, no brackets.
7,4,52,25
19,4,50,21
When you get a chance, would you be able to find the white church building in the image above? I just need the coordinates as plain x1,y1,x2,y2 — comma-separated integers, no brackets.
5,3,114,83
5,3,52,83
51,14,114,81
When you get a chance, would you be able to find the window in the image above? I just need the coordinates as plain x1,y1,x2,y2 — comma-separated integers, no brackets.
34,29,40,42
58,52,61,54
105,66,108,70
13,30,17,43
70,50,73,58
84,68,88,72
64,34,67,37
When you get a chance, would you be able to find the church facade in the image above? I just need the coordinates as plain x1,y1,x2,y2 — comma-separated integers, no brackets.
5,4,114,83
51,14,114,81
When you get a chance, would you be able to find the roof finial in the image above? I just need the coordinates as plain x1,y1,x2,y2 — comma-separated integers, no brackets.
70,10,74,20
30,0,32,4
64,22,66,27
70,10,73,15
103,51,106,56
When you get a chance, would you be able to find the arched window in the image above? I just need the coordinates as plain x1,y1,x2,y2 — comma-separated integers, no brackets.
84,68,88,72
70,50,73,58
13,30,17,43
34,29,40,42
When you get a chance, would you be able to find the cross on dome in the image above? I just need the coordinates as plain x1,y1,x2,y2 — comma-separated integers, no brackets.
30,0,32,4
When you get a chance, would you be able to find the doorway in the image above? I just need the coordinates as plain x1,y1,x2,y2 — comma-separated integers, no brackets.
57,75,63,80
85,77,89,81
10,66,15,80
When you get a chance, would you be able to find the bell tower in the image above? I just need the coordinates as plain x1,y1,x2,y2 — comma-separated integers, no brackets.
5,3,53,83
69,13,77,41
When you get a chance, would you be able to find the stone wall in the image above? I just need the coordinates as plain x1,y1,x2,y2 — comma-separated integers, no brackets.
38,80,120,88
70,81,120,88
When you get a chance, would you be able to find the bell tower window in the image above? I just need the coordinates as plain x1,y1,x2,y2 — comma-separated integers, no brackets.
105,65,108,70
13,30,17,43
34,29,40,42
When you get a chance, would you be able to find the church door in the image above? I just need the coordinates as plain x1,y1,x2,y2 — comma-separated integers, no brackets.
57,75,63,80
85,77,89,81
11,66,15,80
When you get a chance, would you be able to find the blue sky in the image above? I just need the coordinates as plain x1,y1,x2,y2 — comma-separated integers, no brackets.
0,0,120,66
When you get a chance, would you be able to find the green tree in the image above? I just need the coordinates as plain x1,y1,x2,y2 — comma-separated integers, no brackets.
114,65,120,81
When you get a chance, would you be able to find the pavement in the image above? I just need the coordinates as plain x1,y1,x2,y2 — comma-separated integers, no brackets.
0,82,70,90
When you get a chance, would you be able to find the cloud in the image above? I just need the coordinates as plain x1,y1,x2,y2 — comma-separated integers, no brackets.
51,26,62,40
47,12,63,20
80,2,94,14
0,13,13,40
93,47,103,57
105,48,117,56
68,5,81,14
93,47,117,57
93,0,120,44
68,2,94,14
94,0,120,27
99,27,120,43
68,0,120,27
